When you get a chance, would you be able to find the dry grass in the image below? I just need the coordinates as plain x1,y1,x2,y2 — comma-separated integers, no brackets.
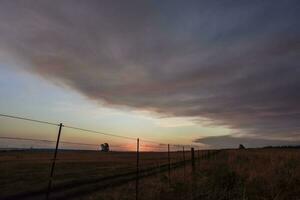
0,150,185,198
0,149,299,200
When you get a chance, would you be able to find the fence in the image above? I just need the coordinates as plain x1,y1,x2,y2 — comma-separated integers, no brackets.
0,114,218,200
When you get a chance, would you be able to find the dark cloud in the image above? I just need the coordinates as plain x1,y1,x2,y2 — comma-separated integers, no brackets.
0,0,299,142
194,135,300,149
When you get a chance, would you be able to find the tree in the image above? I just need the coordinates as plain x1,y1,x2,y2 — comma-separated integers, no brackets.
100,143,109,152
239,144,246,149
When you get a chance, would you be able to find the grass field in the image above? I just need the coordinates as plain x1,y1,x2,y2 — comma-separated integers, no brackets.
0,148,299,200
0,149,189,199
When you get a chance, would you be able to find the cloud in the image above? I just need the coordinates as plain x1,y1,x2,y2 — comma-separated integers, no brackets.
0,0,299,141
194,135,300,149
154,117,197,128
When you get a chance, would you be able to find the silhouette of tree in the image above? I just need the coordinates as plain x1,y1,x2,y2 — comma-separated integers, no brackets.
100,143,109,152
239,144,246,149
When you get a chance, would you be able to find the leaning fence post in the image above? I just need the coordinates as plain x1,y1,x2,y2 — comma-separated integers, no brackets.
46,123,63,200
168,144,171,184
136,138,140,200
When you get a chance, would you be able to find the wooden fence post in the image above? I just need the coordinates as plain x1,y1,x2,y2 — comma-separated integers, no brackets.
168,144,171,185
191,147,195,171
197,148,200,165
191,147,196,199
46,123,63,200
182,146,186,178
182,146,185,165
136,138,140,200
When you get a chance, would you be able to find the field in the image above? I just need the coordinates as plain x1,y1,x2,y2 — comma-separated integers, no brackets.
0,148,300,200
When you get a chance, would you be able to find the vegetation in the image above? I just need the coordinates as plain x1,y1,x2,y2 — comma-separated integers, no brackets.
147,149,300,200
100,143,110,152
0,149,299,200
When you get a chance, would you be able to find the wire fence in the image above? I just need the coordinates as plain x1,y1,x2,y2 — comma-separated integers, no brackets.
0,114,218,200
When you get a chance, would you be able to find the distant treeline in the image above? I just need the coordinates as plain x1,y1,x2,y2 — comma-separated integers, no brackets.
262,145,300,149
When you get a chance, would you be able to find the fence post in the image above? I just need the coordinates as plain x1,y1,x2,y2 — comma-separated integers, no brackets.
168,144,171,185
182,146,186,178
197,148,200,165
136,138,140,200
182,146,185,166
191,147,196,199
191,147,195,171
46,123,63,200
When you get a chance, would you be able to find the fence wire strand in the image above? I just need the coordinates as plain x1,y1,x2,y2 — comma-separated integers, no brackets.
0,114,59,126
0,113,202,149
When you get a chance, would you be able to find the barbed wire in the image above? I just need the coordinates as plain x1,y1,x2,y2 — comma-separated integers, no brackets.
0,136,135,149
0,136,99,147
0,136,56,143
0,114,59,126
64,125,136,141
0,113,202,149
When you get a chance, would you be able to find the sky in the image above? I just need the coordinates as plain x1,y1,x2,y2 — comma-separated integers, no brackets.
0,0,299,149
